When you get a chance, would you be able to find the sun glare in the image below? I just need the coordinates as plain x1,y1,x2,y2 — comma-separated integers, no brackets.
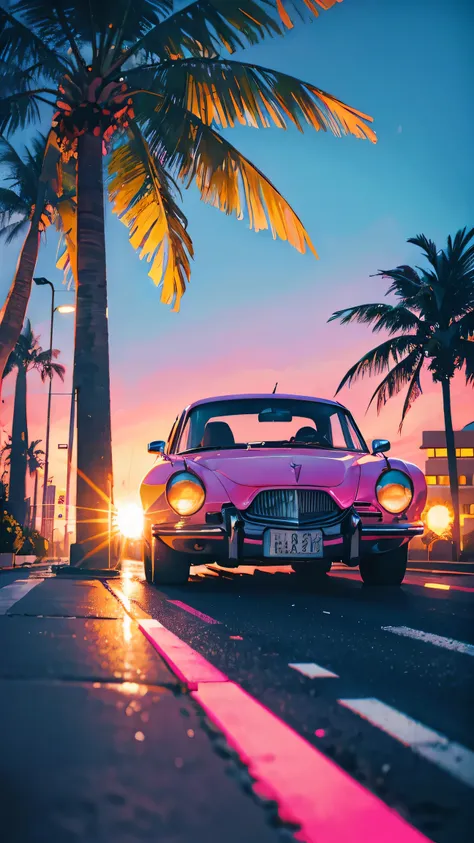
116,503,145,539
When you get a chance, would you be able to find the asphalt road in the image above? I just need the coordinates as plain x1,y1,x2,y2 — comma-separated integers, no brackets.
1,559,473,843
116,559,474,843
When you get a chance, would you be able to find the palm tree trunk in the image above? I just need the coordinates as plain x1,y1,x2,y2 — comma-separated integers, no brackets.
441,376,461,561
9,365,28,526
0,221,40,408
72,131,113,568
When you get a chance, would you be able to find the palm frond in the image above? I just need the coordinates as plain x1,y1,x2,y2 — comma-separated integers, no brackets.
108,125,193,310
128,57,376,140
0,90,43,136
367,349,424,416
407,232,440,271
398,354,424,431
375,265,422,301
0,219,29,245
335,335,421,394
122,0,340,65
329,302,422,335
35,353,66,381
142,99,317,256
0,7,67,79
0,187,29,222
56,197,78,287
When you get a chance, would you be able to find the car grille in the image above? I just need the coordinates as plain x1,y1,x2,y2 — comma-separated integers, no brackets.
247,489,339,524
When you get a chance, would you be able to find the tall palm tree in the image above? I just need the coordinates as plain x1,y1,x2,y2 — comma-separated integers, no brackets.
0,0,376,565
0,133,63,400
3,320,65,525
329,228,474,560
0,436,45,530
27,439,45,532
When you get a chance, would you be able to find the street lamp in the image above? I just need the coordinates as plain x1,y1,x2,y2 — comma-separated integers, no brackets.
33,278,75,539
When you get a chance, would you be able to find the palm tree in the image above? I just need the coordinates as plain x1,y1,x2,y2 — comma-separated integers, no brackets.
3,320,65,525
27,439,45,531
0,133,63,401
329,228,474,560
0,436,45,530
0,0,376,565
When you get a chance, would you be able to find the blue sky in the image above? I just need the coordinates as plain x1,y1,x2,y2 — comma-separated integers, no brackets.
1,0,472,503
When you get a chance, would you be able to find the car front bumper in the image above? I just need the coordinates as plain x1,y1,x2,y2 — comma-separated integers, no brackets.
152,509,424,567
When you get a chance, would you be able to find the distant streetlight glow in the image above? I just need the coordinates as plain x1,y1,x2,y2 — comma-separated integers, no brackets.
426,504,452,535
56,304,75,314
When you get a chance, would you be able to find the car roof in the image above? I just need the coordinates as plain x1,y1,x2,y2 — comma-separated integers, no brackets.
186,393,344,412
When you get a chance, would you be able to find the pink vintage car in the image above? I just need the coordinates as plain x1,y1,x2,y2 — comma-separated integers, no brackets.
140,394,426,586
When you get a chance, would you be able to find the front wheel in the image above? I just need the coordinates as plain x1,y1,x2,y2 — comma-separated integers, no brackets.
152,538,190,586
359,545,408,586
143,540,153,584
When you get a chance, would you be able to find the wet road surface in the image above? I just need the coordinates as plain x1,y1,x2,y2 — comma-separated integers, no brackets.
0,560,472,842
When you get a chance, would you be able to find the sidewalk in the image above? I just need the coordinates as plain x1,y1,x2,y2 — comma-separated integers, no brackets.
0,572,283,843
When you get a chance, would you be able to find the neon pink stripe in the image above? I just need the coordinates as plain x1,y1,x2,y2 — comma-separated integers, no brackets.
324,537,343,546
244,538,262,545
138,619,227,689
167,599,221,624
192,682,428,843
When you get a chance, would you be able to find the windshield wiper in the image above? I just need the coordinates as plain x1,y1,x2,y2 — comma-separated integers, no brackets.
180,444,246,454
246,441,330,450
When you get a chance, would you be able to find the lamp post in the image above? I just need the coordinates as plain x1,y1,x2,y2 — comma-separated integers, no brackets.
33,278,74,538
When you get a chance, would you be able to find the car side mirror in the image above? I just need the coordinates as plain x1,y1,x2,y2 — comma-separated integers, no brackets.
371,438,391,455
148,440,166,454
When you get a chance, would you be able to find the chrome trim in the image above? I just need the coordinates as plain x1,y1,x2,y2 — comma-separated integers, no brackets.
228,513,243,561
247,488,339,524
153,526,224,539
361,522,423,537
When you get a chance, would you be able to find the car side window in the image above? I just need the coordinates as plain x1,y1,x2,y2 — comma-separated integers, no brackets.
166,416,179,453
329,412,350,449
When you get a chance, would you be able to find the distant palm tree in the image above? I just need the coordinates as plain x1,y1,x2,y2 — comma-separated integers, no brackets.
3,320,65,525
0,0,377,564
329,228,474,560
0,436,45,530
0,134,65,400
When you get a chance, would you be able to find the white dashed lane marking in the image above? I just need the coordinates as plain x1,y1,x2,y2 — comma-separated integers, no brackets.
382,625,474,657
0,578,43,614
289,663,339,679
339,697,474,788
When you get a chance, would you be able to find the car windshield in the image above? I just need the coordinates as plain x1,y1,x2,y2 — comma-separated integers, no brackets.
176,398,367,454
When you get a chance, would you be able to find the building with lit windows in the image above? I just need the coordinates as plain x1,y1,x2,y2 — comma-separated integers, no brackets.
420,421,474,545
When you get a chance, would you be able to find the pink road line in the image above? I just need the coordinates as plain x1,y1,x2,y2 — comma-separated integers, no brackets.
138,618,227,690
167,599,221,624
192,682,429,843
138,615,429,843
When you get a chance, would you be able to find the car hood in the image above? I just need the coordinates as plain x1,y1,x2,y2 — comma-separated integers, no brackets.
189,448,362,510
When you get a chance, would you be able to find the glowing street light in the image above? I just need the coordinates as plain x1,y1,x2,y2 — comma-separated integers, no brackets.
426,504,452,536
33,278,75,539
115,503,144,540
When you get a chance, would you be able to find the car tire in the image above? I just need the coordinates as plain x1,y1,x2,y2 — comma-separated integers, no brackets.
359,545,408,586
152,538,190,586
143,540,153,584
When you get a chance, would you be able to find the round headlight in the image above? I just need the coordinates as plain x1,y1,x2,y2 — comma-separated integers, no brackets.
376,469,413,513
166,471,206,516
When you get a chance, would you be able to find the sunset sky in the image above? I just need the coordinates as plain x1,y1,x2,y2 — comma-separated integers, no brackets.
0,0,472,512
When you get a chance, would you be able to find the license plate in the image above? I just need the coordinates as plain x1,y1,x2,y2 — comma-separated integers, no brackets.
264,529,323,558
